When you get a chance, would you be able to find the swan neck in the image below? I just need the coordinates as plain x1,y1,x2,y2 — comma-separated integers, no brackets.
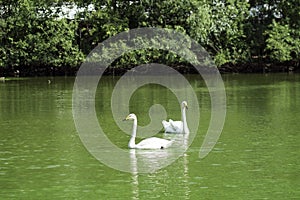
129,119,137,148
181,107,189,134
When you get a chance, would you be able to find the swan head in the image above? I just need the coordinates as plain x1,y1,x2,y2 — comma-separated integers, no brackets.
124,113,137,121
181,101,188,109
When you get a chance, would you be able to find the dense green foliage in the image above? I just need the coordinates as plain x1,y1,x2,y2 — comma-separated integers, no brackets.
0,0,299,74
0,0,84,70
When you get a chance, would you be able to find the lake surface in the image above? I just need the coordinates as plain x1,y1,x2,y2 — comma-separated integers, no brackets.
0,73,299,199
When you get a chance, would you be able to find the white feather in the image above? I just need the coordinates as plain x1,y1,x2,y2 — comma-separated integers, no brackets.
125,113,173,149
162,101,189,134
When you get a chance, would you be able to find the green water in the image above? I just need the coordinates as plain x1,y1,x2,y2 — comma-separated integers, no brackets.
0,74,299,199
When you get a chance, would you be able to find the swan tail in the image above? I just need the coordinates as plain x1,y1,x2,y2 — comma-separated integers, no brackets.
162,120,170,129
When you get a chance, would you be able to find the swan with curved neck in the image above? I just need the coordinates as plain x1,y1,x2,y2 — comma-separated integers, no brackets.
125,113,173,149
162,101,190,134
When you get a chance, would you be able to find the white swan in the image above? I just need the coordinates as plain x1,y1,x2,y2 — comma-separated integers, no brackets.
162,101,190,134
124,113,173,149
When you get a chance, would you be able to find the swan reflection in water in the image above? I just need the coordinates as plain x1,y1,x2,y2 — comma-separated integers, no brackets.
129,132,190,199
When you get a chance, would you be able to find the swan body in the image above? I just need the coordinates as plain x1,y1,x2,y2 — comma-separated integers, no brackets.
131,137,173,149
125,113,173,149
162,119,183,133
162,101,189,134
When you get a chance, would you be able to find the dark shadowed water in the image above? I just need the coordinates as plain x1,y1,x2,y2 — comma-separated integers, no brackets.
0,73,299,199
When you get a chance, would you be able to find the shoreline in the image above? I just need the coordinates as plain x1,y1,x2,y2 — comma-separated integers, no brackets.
0,62,299,77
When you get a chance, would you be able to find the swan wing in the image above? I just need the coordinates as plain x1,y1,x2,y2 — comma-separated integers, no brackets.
162,119,176,133
169,120,183,133
136,137,173,149
162,120,171,130
162,119,183,133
